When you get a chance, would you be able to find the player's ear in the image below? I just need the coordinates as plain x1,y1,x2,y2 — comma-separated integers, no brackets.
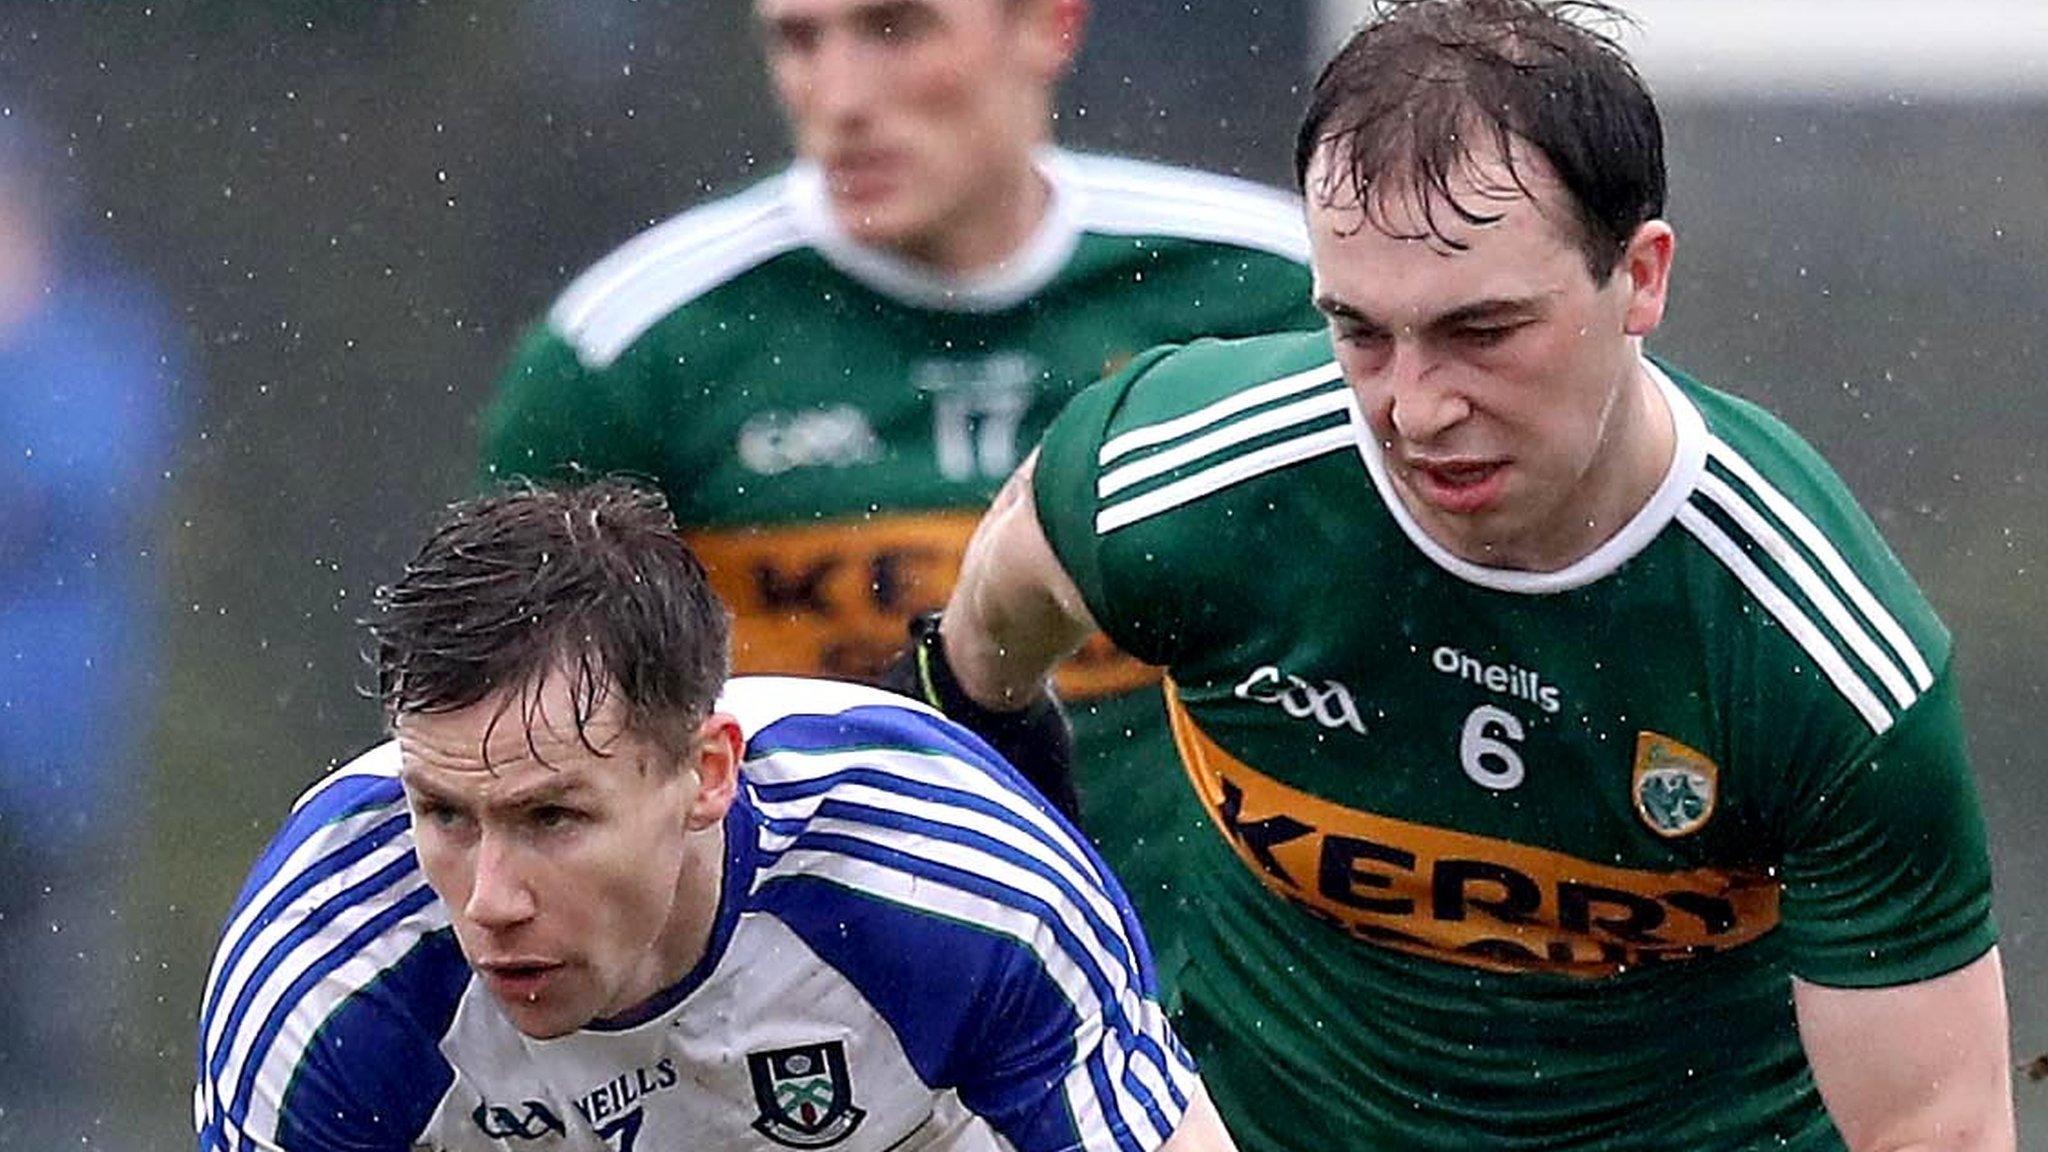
1017,0,1088,80
682,713,743,830
1619,219,1674,337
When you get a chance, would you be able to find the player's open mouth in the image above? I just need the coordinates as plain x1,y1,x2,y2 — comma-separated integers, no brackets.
1408,459,1508,514
479,961,563,1002
826,152,900,203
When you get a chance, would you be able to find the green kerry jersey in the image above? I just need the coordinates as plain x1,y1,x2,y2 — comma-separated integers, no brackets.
482,151,1322,987
1033,330,1996,1151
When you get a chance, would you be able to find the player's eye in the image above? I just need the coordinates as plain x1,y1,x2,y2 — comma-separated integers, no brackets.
764,19,821,56
859,3,937,43
1454,321,1524,347
414,800,469,830
1332,322,1391,351
530,805,583,831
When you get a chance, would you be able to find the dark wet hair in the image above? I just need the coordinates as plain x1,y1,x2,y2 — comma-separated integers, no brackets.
1295,0,1665,279
369,478,730,764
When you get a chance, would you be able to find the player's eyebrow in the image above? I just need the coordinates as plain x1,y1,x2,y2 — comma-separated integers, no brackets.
399,767,591,811
1314,292,1547,333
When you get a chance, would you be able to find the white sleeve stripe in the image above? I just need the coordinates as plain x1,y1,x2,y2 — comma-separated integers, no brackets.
1707,438,1936,688
228,885,446,1145
751,784,1131,967
200,829,417,1067
1678,504,1895,732
1078,195,1309,263
1098,388,1350,499
549,189,804,369
201,846,429,1129
758,811,1142,1018
1695,471,1918,709
762,849,1181,1150
1097,425,1354,534
199,804,410,1035
1072,159,1309,262
747,746,1116,892
1073,155,1302,217
550,180,785,334
1098,360,1342,465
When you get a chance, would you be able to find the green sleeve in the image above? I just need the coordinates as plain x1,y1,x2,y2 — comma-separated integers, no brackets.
477,322,666,489
1032,343,1183,666
1776,666,1997,987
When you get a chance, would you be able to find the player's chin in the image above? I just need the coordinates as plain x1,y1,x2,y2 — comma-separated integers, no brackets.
831,198,934,250
497,1000,589,1041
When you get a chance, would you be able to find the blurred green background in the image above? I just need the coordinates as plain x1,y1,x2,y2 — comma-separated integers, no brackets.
0,1,2039,1146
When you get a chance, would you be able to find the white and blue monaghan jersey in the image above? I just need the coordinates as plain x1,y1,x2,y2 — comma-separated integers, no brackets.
196,677,1195,1152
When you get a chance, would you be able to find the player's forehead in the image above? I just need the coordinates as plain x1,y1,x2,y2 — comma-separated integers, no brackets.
1307,134,1572,246
393,674,638,783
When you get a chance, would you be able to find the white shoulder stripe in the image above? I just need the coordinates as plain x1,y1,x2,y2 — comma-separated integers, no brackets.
1694,471,1918,710
198,802,408,1056
1099,360,1343,466
1099,387,1350,499
234,885,447,1145
1676,504,1895,732
749,754,1122,922
1070,154,1309,262
548,179,804,369
202,829,416,1070
1706,438,1934,689
206,862,443,1143
746,745,1113,894
1098,424,1353,535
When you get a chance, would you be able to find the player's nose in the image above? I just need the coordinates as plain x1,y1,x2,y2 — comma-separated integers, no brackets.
805,30,881,124
1384,344,1469,442
463,832,537,930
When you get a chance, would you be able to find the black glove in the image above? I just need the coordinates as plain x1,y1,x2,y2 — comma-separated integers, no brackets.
879,611,1079,820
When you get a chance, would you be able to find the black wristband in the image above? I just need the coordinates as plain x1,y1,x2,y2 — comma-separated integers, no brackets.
881,612,1080,820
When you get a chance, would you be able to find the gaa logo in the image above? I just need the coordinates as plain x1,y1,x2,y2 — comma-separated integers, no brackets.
1231,665,1366,735
748,1040,866,1148
472,1099,566,1141
1632,731,1719,838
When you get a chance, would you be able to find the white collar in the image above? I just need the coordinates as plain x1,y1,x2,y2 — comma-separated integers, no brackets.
784,147,1083,313
1349,357,1709,594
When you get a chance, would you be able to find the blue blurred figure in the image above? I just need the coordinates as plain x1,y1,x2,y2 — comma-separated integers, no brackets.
0,106,183,1146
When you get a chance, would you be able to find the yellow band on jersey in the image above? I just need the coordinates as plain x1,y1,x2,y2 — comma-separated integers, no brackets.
689,513,1158,699
1164,681,1780,978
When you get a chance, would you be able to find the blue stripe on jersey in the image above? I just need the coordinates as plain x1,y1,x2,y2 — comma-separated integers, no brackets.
225,882,440,1137
757,788,1143,999
228,773,404,915
745,706,1159,996
746,704,1057,812
748,769,1133,967
204,846,421,1094
199,812,413,1081
762,827,1178,1151
761,874,1114,1152
274,928,467,1151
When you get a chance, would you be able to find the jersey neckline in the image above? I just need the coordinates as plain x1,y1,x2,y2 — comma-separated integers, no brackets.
1346,357,1709,595
785,148,1084,314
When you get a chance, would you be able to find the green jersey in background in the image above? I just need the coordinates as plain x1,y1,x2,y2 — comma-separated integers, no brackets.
482,150,1322,991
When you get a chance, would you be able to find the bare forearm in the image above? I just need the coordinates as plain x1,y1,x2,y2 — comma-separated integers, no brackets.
940,457,1096,710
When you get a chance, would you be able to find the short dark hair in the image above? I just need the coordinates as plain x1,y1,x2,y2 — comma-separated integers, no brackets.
1295,0,1665,279
369,479,730,763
